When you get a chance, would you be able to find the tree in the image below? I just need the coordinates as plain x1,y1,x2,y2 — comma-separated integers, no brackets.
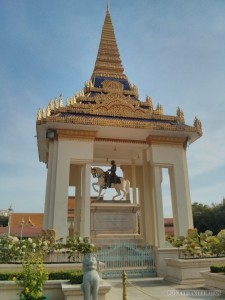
192,202,225,234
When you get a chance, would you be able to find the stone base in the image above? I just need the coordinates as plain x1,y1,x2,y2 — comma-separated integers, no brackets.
61,280,112,300
0,280,112,300
200,271,225,294
90,202,140,247
154,247,179,277
0,280,64,300
165,257,225,285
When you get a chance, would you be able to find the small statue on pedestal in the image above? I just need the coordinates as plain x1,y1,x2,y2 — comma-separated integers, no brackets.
81,254,100,300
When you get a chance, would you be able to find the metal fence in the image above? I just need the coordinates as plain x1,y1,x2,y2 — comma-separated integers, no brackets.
97,242,156,278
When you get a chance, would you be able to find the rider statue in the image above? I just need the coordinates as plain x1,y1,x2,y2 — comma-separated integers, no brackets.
104,160,117,188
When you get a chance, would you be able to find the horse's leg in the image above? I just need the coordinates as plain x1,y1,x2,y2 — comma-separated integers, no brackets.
92,182,102,200
121,188,126,200
119,179,129,200
112,185,121,201
121,181,127,200
98,186,103,200
92,182,99,193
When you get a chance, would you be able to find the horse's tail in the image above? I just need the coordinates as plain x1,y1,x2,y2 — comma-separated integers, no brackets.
125,179,130,194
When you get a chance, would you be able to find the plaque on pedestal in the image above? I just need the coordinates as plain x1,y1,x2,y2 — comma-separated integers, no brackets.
90,201,141,246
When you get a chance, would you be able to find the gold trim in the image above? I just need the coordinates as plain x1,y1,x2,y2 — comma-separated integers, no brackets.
56,129,97,140
37,115,199,136
96,138,147,145
146,135,187,147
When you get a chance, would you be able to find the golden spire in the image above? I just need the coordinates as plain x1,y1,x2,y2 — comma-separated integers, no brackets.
92,7,127,79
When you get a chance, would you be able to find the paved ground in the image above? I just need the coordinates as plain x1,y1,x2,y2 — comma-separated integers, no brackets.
105,277,225,300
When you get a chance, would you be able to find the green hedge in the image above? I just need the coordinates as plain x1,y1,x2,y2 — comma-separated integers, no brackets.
69,271,83,284
210,265,225,273
0,272,21,281
0,270,83,284
48,270,74,280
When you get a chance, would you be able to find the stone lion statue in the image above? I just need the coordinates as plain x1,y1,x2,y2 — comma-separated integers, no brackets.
81,254,100,300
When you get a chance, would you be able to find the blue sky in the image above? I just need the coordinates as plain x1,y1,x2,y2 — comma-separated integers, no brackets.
0,0,225,216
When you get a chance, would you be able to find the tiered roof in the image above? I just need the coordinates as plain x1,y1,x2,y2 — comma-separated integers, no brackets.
36,7,202,139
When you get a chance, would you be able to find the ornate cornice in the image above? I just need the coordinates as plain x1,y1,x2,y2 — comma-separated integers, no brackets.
38,114,199,136
146,135,187,147
56,129,97,140
96,137,147,145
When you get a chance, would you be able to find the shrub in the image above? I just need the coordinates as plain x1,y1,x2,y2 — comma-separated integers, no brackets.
48,270,75,280
0,235,96,264
166,229,225,258
69,270,83,284
0,270,84,284
15,253,49,300
210,265,225,273
0,271,21,281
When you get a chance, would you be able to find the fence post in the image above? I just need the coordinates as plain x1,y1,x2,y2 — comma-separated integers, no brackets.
122,270,128,300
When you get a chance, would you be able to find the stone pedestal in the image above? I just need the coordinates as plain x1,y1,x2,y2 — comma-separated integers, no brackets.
90,201,142,246
165,257,225,285
62,280,112,300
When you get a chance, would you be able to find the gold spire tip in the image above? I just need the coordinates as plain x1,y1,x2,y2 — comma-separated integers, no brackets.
107,0,110,12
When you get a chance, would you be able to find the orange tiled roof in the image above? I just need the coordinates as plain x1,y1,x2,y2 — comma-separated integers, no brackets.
68,197,75,209
0,226,42,238
11,213,44,228
164,218,174,235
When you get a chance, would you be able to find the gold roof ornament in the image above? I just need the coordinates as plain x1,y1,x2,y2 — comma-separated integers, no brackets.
46,105,51,117
59,95,63,107
49,99,54,110
54,98,59,109
177,106,185,124
37,108,41,121
156,103,163,115
41,108,46,119
194,117,202,135
92,8,126,79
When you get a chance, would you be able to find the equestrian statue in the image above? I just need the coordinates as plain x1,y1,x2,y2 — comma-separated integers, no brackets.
91,160,130,201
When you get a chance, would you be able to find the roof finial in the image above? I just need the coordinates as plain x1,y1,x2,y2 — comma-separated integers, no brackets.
107,0,110,12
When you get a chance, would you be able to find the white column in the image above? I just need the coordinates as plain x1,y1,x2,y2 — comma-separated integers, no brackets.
131,161,137,204
142,149,153,244
169,163,193,236
80,163,91,237
168,167,178,236
44,140,58,229
43,141,53,229
48,140,58,229
148,161,157,246
51,143,70,241
136,166,145,240
153,166,165,247
74,165,82,235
